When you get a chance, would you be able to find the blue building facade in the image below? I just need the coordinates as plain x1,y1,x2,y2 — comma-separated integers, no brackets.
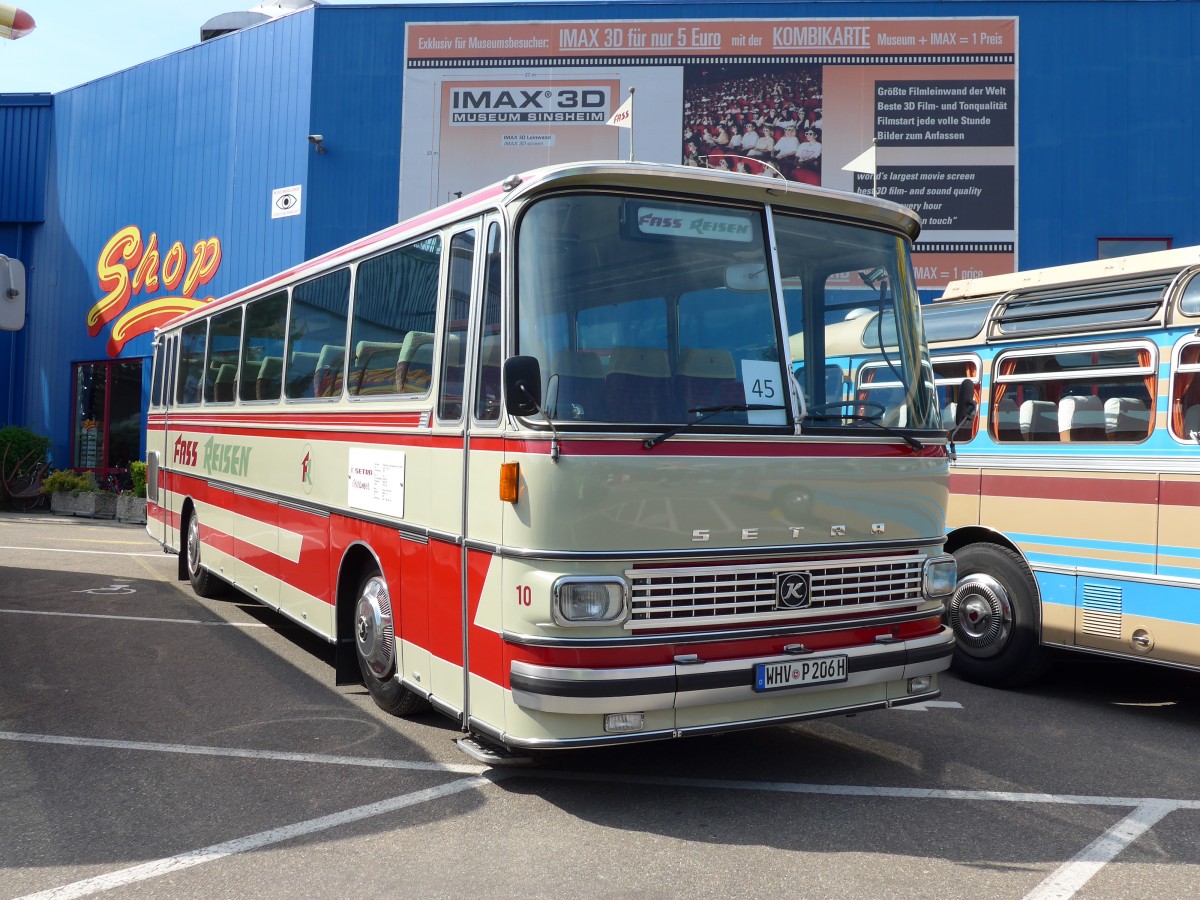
1,0,1198,471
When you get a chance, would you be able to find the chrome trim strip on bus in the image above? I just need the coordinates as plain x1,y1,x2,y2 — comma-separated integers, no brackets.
950,453,1200,475
473,537,940,563
508,626,953,716
501,605,945,648
1033,562,1200,591
470,689,941,751
1041,641,1200,673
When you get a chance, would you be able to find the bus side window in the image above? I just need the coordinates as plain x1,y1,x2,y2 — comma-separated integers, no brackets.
240,291,287,402
1171,341,1200,441
473,226,502,422
286,268,350,400
176,321,208,406
348,236,442,398
204,306,243,404
438,230,475,422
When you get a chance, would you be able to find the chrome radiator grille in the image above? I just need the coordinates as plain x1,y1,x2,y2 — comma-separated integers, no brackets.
627,553,925,626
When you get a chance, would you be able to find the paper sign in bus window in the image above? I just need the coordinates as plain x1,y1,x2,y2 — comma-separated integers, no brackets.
741,359,787,424
348,448,406,517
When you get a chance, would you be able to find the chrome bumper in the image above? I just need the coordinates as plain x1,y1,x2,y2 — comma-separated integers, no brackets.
510,626,954,714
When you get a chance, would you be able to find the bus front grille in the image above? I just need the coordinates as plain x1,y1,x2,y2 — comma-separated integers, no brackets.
627,553,925,626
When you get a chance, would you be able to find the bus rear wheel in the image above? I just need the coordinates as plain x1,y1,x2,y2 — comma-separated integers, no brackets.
186,510,225,599
948,543,1050,687
354,570,428,716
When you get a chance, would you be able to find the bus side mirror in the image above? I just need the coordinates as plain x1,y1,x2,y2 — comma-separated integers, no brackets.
504,355,542,417
954,378,977,426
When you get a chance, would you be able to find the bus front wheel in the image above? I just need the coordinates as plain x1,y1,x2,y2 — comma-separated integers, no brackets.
948,544,1050,687
354,570,428,716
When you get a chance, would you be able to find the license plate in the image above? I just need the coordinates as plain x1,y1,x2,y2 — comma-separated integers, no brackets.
754,655,848,692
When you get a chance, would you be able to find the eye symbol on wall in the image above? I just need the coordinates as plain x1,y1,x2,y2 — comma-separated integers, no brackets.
276,193,298,211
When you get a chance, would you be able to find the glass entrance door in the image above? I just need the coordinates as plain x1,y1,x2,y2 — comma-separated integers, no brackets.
72,360,143,483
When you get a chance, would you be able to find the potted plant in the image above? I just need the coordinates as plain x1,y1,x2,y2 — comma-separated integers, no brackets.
42,469,118,519
117,461,148,524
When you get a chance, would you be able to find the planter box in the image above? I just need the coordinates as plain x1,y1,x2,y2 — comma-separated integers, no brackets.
116,494,147,524
50,491,117,519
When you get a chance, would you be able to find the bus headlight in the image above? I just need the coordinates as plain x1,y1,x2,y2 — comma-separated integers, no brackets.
552,577,628,626
923,555,957,598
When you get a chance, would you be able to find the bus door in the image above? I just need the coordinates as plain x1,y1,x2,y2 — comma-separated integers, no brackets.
462,221,503,725
426,224,481,714
148,333,177,548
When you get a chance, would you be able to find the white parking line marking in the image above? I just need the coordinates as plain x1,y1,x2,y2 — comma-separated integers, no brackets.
0,608,269,627
0,731,488,775
893,700,964,711
1023,800,1179,900
0,544,164,557
14,775,497,900
5,731,1196,898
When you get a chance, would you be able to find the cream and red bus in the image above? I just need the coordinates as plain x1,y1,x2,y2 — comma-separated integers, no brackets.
909,246,1200,687
146,161,956,758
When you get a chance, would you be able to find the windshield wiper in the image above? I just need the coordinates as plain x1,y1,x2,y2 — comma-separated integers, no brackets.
802,404,924,451
643,404,786,450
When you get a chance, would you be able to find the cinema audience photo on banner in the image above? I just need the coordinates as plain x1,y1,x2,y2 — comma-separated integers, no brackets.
681,63,823,184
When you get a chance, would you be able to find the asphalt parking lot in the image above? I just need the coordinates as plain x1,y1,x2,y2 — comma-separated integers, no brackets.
2,509,1199,899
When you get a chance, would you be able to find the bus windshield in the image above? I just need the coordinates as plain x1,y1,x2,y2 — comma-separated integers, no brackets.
515,191,936,432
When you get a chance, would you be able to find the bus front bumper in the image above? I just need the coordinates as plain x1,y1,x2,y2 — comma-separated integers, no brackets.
509,627,954,715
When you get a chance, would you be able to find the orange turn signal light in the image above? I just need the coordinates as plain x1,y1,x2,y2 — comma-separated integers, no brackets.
499,462,520,503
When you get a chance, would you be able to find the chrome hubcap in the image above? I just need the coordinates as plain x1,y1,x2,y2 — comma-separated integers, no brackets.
355,576,395,678
187,516,201,577
948,574,1013,658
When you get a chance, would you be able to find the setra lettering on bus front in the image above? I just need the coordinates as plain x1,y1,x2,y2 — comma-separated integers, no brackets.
202,436,252,476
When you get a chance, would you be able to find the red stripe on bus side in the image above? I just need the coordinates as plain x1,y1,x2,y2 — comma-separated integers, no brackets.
978,472,1159,505
1160,479,1200,508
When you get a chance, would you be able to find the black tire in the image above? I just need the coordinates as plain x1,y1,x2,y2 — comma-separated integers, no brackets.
353,570,428,716
948,543,1051,687
185,510,225,599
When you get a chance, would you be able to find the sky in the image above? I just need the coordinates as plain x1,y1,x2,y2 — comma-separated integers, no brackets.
0,2,346,94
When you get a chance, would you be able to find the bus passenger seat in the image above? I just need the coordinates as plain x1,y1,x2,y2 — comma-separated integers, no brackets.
213,364,237,402
551,350,606,420
941,402,957,429
352,341,404,396
993,396,1020,440
1104,397,1152,441
677,348,744,418
1058,395,1105,441
256,356,282,400
285,351,321,398
605,346,674,422
1183,404,1200,440
1019,399,1058,441
395,331,434,394
313,345,345,397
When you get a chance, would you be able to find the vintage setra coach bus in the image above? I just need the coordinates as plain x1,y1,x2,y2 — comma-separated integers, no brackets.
145,161,956,759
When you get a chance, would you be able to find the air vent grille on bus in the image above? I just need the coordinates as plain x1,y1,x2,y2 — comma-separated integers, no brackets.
626,553,924,627
1081,583,1124,639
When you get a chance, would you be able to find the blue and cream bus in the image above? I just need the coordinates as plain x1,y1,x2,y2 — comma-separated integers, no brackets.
885,246,1200,686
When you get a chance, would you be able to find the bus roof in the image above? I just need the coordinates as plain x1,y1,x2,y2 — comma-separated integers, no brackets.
160,160,921,333
937,244,1200,303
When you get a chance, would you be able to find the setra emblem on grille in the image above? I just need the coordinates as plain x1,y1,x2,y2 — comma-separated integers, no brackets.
777,572,811,610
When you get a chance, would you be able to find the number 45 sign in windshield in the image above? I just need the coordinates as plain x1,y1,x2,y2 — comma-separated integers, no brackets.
741,360,787,425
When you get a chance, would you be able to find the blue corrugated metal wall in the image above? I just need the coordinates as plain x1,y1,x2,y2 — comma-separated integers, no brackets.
8,0,1200,463
21,13,315,463
0,93,51,427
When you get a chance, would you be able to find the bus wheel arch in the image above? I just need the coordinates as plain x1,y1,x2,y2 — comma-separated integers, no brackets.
944,531,1051,688
337,545,429,717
